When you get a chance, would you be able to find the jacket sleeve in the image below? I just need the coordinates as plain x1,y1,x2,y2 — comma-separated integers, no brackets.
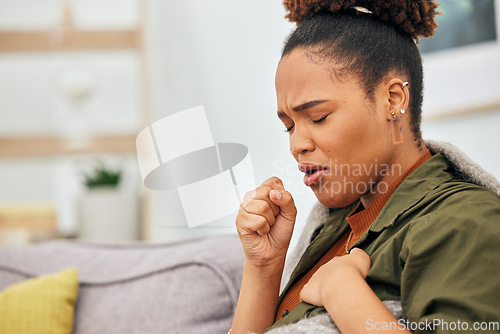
399,187,500,334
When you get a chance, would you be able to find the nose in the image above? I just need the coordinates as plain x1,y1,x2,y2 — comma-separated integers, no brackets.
289,125,315,157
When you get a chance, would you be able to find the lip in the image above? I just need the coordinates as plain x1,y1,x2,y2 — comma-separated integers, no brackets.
298,162,328,173
299,162,328,186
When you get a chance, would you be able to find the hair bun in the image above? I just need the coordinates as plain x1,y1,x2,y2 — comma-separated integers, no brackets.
283,0,440,40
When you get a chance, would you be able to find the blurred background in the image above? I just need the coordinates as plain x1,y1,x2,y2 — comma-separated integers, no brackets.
0,0,499,248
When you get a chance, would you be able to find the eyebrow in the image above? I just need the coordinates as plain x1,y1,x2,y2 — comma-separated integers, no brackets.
277,100,328,119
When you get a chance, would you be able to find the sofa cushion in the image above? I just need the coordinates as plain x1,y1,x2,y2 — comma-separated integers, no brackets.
0,268,78,334
0,234,244,334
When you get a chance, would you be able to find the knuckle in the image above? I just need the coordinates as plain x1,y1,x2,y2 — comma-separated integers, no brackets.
262,176,283,189
257,200,270,213
238,204,247,216
249,187,262,200
271,177,283,187
285,191,295,203
258,224,270,234
264,176,280,184
239,201,250,213
268,176,281,183
248,215,264,230
256,216,268,227
244,189,256,200
257,184,273,195
280,190,291,200
235,215,248,228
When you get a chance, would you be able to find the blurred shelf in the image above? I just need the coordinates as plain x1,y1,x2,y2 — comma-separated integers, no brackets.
0,0,152,241
0,135,137,158
423,101,500,121
0,29,141,52
0,202,59,245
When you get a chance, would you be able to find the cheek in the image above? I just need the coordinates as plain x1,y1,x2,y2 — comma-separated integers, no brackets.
346,113,386,151
317,116,373,155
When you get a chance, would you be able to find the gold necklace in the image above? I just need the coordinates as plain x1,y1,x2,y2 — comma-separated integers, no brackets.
345,230,353,254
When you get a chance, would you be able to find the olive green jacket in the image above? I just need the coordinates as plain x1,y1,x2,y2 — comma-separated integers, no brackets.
270,152,500,332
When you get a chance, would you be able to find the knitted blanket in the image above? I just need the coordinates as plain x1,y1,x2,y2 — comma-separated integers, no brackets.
265,140,500,333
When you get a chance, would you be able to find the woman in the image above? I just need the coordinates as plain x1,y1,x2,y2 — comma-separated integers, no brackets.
231,1,500,333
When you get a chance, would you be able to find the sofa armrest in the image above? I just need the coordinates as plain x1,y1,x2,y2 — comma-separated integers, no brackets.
0,234,245,334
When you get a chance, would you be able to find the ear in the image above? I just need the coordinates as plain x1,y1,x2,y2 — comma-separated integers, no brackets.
385,78,410,121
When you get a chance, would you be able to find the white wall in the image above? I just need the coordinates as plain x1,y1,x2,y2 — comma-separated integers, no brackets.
144,0,318,246
419,0,500,182
0,0,142,136
422,108,500,180
421,0,500,118
0,52,141,136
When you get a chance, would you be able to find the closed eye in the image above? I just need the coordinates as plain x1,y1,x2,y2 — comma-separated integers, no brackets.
284,115,328,133
312,115,328,124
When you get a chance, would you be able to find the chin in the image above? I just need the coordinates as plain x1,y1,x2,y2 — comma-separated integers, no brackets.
312,185,360,208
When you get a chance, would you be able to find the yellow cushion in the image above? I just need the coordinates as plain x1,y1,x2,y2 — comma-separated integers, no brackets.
0,268,79,334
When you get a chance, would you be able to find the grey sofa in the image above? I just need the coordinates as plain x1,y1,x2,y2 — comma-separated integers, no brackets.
0,234,245,334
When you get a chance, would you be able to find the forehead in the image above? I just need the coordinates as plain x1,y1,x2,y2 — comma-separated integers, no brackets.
275,49,359,106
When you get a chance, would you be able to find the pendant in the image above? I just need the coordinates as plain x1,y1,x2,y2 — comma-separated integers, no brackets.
391,117,404,145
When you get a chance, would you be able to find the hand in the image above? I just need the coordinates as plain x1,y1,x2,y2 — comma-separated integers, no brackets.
300,248,371,306
236,176,297,270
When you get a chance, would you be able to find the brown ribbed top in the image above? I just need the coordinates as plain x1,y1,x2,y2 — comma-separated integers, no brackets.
275,149,432,321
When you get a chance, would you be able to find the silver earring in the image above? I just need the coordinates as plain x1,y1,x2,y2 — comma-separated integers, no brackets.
400,108,406,115
402,81,409,88
391,111,397,119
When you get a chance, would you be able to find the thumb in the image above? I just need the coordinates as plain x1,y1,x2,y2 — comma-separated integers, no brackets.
349,248,371,276
269,190,297,223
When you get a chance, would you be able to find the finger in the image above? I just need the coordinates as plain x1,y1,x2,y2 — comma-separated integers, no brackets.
236,208,270,236
268,189,297,223
299,285,313,305
240,199,276,227
242,189,256,207
299,286,305,303
261,176,285,191
349,247,360,255
243,186,280,217
349,247,370,260
256,222,271,236
349,248,371,275
349,248,370,262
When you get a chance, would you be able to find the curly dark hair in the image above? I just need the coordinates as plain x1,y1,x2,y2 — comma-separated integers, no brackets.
281,0,441,145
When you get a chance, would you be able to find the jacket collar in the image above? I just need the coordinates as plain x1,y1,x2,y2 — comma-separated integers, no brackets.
365,153,453,235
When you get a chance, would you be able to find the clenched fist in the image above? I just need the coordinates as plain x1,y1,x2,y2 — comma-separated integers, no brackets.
236,176,297,269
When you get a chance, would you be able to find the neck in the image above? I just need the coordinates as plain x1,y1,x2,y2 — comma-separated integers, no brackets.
360,140,427,208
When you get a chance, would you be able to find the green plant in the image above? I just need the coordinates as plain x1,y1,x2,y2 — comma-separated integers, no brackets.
82,164,121,189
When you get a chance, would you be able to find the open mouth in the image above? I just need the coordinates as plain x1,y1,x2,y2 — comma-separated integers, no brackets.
305,168,321,175
299,163,327,186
